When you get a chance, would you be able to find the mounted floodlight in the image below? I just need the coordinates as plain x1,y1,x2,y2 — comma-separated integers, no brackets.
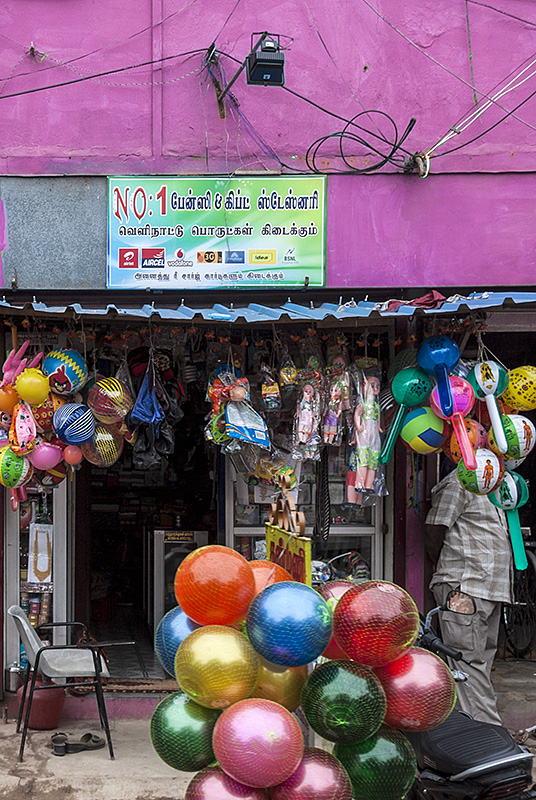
246,34,285,86
215,32,285,103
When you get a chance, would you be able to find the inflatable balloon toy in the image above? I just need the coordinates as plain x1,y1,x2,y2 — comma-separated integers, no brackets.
301,660,386,743
251,662,307,712
42,348,88,395
174,625,259,709
443,418,487,464
154,604,201,677
2,340,43,387
53,403,95,445
457,447,504,495
467,361,510,454
379,366,432,465
316,579,354,660
32,392,67,434
150,692,221,772
249,560,294,597
212,697,304,788
87,377,133,424
63,445,83,466
9,401,37,455
501,365,536,411
81,424,124,467
400,406,449,455
28,440,63,471
0,383,19,415
15,367,50,407
488,414,536,462
417,336,460,418
489,471,530,570
430,376,477,471
185,765,269,800
0,445,33,511
270,747,354,800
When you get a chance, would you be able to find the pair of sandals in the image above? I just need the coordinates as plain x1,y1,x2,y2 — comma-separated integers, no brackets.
51,731,105,756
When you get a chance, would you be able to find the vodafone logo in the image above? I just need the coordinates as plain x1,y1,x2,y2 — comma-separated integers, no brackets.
176,249,184,258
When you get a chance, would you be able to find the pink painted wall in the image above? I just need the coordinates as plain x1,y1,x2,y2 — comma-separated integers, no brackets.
1,0,535,175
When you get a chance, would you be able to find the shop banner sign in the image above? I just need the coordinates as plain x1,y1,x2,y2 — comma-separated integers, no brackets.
107,176,325,290
265,523,312,586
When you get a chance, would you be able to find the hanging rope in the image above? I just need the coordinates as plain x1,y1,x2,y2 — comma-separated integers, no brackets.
313,448,331,543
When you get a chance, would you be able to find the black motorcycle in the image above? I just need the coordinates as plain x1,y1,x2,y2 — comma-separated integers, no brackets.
408,590,535,800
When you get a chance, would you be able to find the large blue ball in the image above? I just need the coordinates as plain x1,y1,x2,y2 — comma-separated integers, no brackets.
154,605,201,677
246,581,333,667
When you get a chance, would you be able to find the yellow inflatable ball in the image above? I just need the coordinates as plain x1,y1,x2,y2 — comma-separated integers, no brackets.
81,425,124,467
251,662,308,712
502,366,536,411
174,626,259,710
15,368,50,407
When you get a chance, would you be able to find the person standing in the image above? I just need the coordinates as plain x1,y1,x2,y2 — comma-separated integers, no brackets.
425,465,513,726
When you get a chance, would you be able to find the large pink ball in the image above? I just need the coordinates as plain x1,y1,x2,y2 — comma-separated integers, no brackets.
374,647,456,731
28,442,63,471
271,747,353,800
185,766,269,799
212,698,304,788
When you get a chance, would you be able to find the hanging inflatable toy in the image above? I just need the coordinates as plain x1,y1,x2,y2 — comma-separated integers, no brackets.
87,377,133,424
42,349,88,395
467,361,510,453
379,366,432,464
417,336,460,417
28,441,63,471
430,376,477,471
488,414,536,462
2,341,43,387
0,383,19,415
32,392,67,434
489,471,530,570
501,366,536,411
0,445,33,511
15,367,50,407
80,424,124,467
457,447,504,495
443,418,488,464
53,403,95,445
400,407,449,455
8,401,37,455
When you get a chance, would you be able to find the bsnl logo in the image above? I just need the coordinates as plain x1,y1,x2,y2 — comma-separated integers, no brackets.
118,248,165,269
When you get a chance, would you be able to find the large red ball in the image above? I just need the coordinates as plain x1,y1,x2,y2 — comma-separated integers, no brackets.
333,581,419,667
270,746,353,800
374,647,456,731
174,545,255,626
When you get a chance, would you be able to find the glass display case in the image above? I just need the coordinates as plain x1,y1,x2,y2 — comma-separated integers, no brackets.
4,481,69,669
225,446,382,578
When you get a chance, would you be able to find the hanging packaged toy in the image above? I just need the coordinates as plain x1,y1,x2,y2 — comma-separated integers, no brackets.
260,364,281,413
292,368,322,460
322,377,344,445
347,361,384,504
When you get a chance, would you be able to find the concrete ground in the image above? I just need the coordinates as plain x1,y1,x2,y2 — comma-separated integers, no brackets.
0,656,536,800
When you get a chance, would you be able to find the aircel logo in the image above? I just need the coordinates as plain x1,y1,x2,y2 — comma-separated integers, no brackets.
141,248,165,267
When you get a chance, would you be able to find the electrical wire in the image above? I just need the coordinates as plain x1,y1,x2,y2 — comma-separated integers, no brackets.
0,49,206,101
212,0,246,43
466,0,536,29
358,0,536,135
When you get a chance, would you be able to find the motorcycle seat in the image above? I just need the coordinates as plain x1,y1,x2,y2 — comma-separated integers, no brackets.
407,711,523,775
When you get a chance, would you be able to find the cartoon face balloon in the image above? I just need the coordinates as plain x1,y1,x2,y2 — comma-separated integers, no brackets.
43,349,88,395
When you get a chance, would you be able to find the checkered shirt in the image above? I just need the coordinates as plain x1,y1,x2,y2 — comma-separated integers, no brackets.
426,469,513,603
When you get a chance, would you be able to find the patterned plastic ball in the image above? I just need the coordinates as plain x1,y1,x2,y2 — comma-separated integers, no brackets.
400,407,449,454
32,393,67,434
154,604,201,677
316,580,354,660
457,447,504,494
87,377,133,424
250,560,294,597
174,545,256,626
80,424,124,467
43,349,88,394
489,470,529,511
251,662,307,712
443,418,488,463
150,691,220,772
333,581,419,668
502,366,536,411
212,698,304,788
15,368,50,406
301,661,386,744
246,582,333,667
488,414,536,460
53,403,95,445
334,727,417,800
174,625,259,710
270,747,353,800
185,766,269,799
0,446,32,488
374,647,456,731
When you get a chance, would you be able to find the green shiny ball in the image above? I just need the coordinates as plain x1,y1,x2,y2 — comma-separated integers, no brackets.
150,691,221,772
334,726,417,800
301,660,386,744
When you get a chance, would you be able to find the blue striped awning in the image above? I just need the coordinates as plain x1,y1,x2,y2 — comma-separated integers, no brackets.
1,291,535,323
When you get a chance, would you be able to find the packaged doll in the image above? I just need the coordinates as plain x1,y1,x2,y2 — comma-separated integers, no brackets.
347,366,383,504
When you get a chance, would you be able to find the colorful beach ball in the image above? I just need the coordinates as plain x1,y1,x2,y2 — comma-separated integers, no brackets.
81,424,123,467
53,403,95,445
87,377,133,424
488,414,536,461
400,407,449,454
457,448,504,494
43,349,88,395
502,366,536,411
0,446,32,488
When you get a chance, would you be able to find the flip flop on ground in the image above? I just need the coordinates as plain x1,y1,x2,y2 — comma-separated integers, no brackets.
51,732,106,756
